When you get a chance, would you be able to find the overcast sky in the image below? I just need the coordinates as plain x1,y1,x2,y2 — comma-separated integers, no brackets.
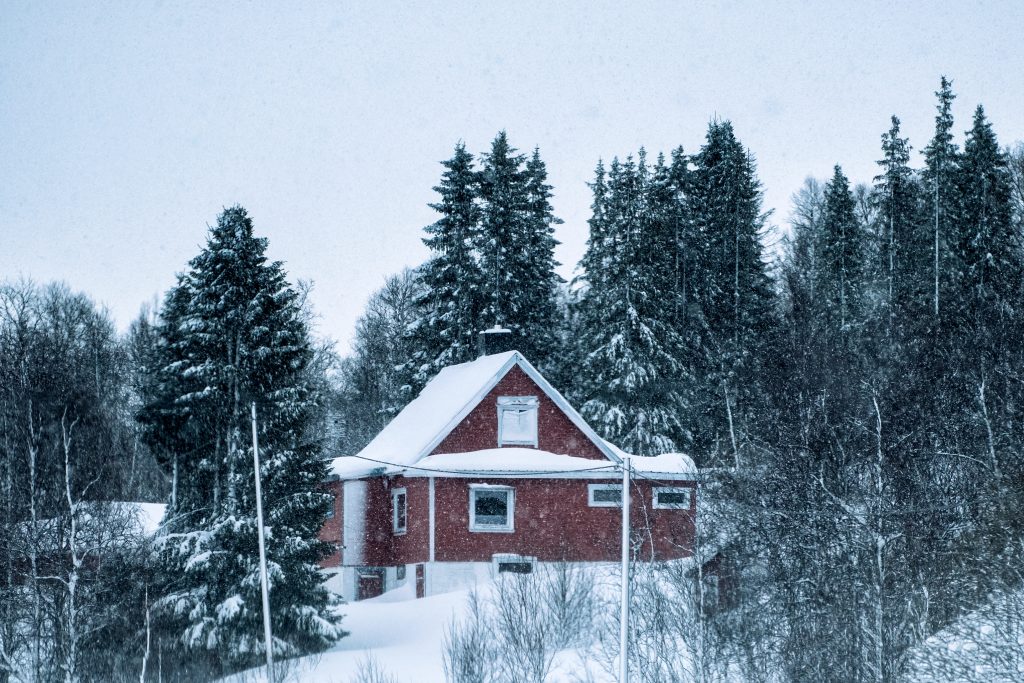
2,1,1023,350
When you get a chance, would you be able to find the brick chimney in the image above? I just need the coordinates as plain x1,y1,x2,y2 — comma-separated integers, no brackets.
477,325,515,357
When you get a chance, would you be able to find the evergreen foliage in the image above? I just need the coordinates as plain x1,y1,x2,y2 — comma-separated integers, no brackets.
140,206,344,677
817,165,868,331
405,143,484,390
477,133,563,370
952,106,1018,325
873,116,928,319
575,153,691,455
688,120,778,466
922,76,958,317
399,133,565,404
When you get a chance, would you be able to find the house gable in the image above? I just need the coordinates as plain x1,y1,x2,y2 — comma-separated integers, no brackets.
433,365,606,460
333,351,620,480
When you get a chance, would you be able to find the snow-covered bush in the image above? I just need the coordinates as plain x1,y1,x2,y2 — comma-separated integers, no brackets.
444,563,599,683
349,654,400,683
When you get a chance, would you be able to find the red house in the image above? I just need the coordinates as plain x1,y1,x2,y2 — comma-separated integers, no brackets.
320,346,697,601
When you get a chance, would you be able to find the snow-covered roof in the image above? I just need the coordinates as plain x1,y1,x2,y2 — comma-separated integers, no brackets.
330,350,624,479
907,587,1024,682
405,448,696,479
331,447,696,480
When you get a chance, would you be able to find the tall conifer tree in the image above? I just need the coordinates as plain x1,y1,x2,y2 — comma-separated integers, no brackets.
952,106,1018,326
873,116,928,321
478,132,529,330
689,121,776,466
141,207,343,677
922,76,958,318
477,133,562,370
405,143,484,390
520,148,565,371
576,154,690,455
818,165,867,331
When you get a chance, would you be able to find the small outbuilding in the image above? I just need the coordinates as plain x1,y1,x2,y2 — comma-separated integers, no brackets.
319,347,697,601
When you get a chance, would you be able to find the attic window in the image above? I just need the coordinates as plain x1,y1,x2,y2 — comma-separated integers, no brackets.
497,396,539,447
653,487,693,510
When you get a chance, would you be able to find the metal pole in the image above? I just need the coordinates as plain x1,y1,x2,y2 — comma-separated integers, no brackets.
619,456,631,683
251,402,275,682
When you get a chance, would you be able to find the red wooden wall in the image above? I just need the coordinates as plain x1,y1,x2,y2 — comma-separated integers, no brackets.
431,477,694,563
432,365,605,459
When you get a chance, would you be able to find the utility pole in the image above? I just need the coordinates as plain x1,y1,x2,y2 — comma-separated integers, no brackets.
619,456,631,683
251,402,275,683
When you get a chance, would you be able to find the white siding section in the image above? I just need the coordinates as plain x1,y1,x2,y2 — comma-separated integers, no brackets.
342,479,367,566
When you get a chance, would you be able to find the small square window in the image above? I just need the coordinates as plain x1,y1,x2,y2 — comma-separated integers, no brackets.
392,488,407,535
653,487,693,509
497,396,539,446
470,485,514,532
588,484,622,507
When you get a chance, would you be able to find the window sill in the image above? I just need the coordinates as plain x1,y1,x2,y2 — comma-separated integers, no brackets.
469,526,515,534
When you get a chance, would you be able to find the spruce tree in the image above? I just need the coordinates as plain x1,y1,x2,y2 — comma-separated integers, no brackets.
939,104,1024,618
141,206,343,678
688,121,777,466
922,76,958,318
405,143,484,391
520,147,565,371
817,165,867,331
952,105,1018,327
478,131,529,330
873,116,928,321
576,154,690,455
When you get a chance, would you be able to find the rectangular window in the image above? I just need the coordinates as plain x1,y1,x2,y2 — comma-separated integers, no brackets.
653,486,693,509
497,396,539,446
326,492,336,518
588,483,622,507
392,488,407,535
492,553,536,574
469,485,514,532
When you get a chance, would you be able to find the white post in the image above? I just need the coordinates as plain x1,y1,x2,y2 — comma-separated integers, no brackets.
251,402,275,682
619,456,631,683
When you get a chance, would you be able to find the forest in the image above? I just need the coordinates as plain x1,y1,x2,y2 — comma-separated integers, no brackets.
2,77,1024,681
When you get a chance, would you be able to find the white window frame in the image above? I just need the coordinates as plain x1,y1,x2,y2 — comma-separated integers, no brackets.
653,486,693,510
588,483,623,507
496,396,539,447
469,484,515,533
392,487,407,535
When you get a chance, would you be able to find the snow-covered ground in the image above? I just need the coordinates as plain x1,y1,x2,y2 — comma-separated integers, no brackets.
228,566,624,683
227,581,465,682
905,587,1024,682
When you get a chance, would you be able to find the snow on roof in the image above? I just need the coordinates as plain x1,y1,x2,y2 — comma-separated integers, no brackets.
404,448,695,478
332,447,695,480
330,351,622,479
908,587,1024,682
128,502,167,536
411,448,616,477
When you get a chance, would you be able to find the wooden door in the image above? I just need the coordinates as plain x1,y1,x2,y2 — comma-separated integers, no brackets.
415,563,425,598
